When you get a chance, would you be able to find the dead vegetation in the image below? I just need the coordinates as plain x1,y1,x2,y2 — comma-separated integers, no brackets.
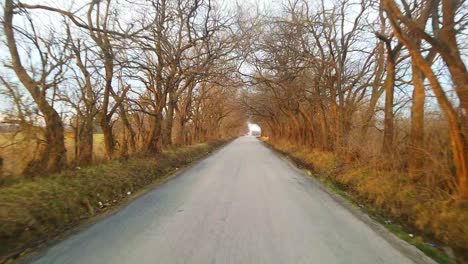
0,140,228,260
243,0,468,261
1,0,467,262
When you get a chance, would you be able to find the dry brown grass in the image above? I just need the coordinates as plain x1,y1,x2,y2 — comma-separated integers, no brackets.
0,133,107,176
264,138,468,262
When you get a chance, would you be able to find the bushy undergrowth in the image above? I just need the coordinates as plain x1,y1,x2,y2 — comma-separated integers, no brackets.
263,138,468,262
0,140,227,259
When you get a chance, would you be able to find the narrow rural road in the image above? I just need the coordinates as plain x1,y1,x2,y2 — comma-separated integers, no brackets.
31,137,418,264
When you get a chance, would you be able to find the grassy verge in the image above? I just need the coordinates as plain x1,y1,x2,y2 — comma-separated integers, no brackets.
260,138,466,264
0,139,230,262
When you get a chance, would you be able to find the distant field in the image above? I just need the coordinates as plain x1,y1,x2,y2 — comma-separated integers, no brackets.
0,133,106,175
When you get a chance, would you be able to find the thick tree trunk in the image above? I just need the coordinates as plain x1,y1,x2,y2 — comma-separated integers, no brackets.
100,52,115,159
25,104,67,174
163,96,176,146
176,117,186,146
100,117,115,159
145,113,163,153
457,139,468,199
4,0,66,174
298,107,314,147
119,107,136,153
42,107,67,173
76,117,94,166
409,65,425,178
382,49,396,156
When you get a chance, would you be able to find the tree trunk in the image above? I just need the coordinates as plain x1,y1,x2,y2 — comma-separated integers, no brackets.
382,47,396,156
100,116,115,159
176,117,186,146
361,90,383,137
383,0,468,198
25,104,67,174
145,113,163,153
42,107,67,172
76,116,94,166
362,1,386,139
409,64,425,178
119,106,136,153
4,0,66,174
100,52,115,159
163,96,176,146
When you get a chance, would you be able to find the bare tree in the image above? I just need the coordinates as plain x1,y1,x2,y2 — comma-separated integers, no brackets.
3,0,70,173
383,0,468,198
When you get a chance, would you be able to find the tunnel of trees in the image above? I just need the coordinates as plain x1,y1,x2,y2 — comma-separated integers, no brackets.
0,0,466,201
0,0,467,196
1,0,468,256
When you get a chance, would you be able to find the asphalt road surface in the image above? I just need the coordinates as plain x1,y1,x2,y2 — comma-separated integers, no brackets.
31,137,418,264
